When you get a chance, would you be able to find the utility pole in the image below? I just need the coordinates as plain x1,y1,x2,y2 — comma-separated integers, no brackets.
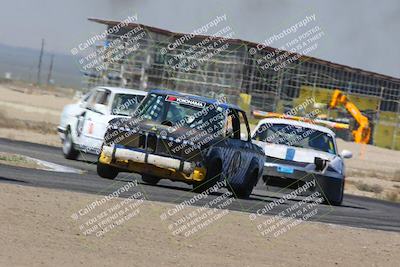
391,97,400,150
47,54,54,86
37,38,45,85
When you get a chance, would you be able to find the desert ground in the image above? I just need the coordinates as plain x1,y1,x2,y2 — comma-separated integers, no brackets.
0,82,399,202
0,82,74,146
0,183,399,267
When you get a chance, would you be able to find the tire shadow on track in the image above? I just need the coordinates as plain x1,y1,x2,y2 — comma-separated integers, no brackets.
250,192,368,210
0,176,28,185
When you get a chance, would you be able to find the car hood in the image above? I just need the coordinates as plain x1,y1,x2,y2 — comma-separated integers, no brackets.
252,140,337,163
253,140,344,174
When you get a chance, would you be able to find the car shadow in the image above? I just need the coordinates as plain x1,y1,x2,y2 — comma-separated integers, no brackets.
115,176,236,198
76,159,97,165
250,192,368,210
0,176,28,184
139,181,228,197
114,177,367,210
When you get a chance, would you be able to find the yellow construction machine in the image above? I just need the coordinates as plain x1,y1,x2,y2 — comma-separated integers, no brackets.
329,89,371,144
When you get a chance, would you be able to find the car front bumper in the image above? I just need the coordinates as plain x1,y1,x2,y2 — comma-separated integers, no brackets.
99,145,207,182
263,161,344,203
57,126,66,141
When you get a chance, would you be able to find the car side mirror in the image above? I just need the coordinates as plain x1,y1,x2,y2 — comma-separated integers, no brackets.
340,149,352,159
314,157,328,171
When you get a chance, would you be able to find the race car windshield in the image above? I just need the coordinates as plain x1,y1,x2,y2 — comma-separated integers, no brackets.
111,94,145,116
253,123,336,154
136,93,225,131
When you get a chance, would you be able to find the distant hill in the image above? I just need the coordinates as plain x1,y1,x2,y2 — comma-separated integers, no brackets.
0,43,82,88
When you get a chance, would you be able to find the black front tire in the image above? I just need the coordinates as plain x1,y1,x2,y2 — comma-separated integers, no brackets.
328,180,344,206
97,162,119,179
62,129,79,160
318,179,344,206
141,175,160,185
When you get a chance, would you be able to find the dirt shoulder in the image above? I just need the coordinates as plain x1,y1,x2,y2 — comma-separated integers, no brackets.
0,128,60,147
0,183,399,267
337,139,400,202
0,82,73,147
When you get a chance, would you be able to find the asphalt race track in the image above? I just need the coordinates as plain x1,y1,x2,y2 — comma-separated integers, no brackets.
0,137,399,232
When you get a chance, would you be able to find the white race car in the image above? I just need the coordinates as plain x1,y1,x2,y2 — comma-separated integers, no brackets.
252,118,352,205
58,86,147,159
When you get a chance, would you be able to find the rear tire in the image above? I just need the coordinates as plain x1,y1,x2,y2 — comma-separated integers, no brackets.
228,167,259,199
63,129,79,160
141,175,160,185
97,162,119,179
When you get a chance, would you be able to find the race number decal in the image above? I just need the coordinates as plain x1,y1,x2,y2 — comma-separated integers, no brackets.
88,121,94,134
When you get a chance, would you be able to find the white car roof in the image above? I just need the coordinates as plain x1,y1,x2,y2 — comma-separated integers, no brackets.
96,86,147,96
256,118,336,137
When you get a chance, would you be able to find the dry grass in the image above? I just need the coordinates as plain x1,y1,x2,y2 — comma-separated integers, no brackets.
346,168,392,180
392,170,400,182
354,181,384,194
0,111,57,135
384,191,399,202
0,152,41,169
0,153,27,163
0,79,76,98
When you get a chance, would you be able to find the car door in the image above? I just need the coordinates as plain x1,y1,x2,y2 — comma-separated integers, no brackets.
73,89,94,141
237,110,262,156
79,88,111,153
223,109,252,182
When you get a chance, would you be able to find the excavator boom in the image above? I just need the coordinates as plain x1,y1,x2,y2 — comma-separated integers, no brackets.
329,89,371,144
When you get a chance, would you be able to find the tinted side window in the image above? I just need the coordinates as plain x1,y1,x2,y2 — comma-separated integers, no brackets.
82,92,92,103
137,94,165,121
95,90,111,105
226,109,241,139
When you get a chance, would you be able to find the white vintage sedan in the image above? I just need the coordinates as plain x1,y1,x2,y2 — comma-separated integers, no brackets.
58,86,147,159
252,118,352,205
